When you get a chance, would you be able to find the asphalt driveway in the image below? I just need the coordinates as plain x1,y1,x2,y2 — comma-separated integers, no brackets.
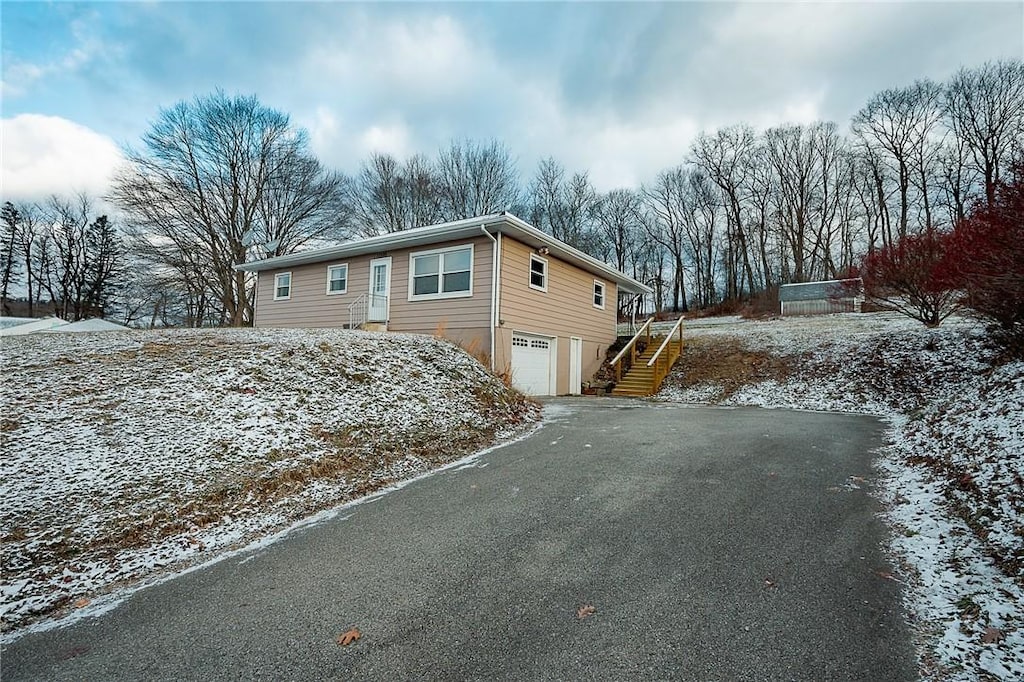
1,399,916,681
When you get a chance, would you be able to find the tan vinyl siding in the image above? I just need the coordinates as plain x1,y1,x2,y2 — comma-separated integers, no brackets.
496,236,618,394
253,237,494,358
388,236,492,335
255,260,369,328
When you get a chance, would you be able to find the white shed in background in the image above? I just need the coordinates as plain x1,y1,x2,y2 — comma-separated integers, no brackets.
779,278,864,316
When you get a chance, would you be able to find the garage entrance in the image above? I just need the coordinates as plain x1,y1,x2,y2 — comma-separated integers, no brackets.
511,332,556,396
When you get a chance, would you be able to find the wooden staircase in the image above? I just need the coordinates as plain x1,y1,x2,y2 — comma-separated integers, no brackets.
612,336,682,396
609,317,685,397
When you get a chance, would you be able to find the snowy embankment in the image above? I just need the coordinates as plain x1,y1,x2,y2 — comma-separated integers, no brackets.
0,328,539,636
656,313,1023,681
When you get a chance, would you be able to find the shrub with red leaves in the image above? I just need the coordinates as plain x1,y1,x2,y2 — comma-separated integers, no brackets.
941,164,1024,358
861,229,959,327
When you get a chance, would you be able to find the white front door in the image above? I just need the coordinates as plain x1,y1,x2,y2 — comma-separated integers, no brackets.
569,337,583,395
511,332,556,396
368,257,391,322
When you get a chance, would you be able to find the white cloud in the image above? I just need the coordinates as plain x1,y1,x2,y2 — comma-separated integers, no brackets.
1,15,107,100
302,13,499,103
306,106,341,155
0,114,123,201
567,117,701,191
510,82,700,191
359,122,411,158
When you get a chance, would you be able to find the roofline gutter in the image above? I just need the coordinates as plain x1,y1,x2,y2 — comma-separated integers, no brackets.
235,212,653,295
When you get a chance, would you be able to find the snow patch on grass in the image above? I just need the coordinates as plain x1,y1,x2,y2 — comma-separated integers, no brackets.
656,313,1023,681
0,328,539,637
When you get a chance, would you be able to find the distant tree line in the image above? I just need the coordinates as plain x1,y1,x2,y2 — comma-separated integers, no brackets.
1,60,1021,335
1,196,123,321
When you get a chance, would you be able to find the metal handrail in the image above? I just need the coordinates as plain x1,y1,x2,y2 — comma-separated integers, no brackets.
348,294,367,329
647,316,684,367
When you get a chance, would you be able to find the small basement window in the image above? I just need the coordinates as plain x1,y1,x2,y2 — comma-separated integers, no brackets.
529,254,548,292
274,272,292,300
593,280,606,309
326,264,348,295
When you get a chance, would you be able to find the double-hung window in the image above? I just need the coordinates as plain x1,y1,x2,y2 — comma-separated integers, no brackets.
409,245,473,300
593,280,606,309
529,254,548,292
274,272,292,300
326,264,348,295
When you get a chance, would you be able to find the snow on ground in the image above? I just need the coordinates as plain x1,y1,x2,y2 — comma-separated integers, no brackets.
0,328,539,637
656,312,1024,681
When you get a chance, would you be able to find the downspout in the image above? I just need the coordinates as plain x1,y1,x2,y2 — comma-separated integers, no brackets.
481,226,500,371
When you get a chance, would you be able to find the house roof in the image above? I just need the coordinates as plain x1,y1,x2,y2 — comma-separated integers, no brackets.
778,278,863,302
0,317,69,336
41,318,132,333
235,213,653,295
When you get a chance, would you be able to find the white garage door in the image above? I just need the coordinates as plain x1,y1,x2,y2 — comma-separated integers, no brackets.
511,332,556,396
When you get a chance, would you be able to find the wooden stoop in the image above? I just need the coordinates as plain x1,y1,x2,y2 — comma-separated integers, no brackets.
611,336,683,396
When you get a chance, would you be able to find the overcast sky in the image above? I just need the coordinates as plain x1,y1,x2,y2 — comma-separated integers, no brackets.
2,1,1022,203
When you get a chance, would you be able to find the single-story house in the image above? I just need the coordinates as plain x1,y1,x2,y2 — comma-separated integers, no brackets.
237,212,651,396
779,278,864,316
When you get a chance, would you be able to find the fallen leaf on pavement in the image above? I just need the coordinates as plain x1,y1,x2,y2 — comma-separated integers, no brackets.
763,578,777,589
336,627,362,646
576,605,596,620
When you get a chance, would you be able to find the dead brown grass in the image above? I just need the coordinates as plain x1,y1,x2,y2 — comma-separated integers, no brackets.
666,336,797,400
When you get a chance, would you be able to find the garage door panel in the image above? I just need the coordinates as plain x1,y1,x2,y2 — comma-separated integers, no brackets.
511,333,555,396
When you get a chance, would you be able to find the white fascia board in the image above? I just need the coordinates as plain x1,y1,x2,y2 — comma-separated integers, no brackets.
235,212,652,295
496,214,652,295
235,215,507,273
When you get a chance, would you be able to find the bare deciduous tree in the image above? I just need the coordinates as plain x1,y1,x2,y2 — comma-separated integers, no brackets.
945,59,1024,206
436,139,520,221
527,157,596,249
111,91,350,326
691,125,758,300
351,152,441,236
852,79,944,237
642,167,692,311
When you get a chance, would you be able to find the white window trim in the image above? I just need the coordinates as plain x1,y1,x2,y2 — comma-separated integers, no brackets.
325,263,349,296
408,243,475,301
529,254,548,292
593,279,606,309
273,271,292,301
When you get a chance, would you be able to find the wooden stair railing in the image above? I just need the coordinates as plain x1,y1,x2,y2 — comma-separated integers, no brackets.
611,317,684,397
644,316,685,393
609,317,655,385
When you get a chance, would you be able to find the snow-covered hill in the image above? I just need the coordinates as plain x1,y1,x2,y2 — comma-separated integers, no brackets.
0,328,539,635
656,313,1023,681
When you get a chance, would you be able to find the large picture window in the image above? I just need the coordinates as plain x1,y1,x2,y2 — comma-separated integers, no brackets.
409,245,473,300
